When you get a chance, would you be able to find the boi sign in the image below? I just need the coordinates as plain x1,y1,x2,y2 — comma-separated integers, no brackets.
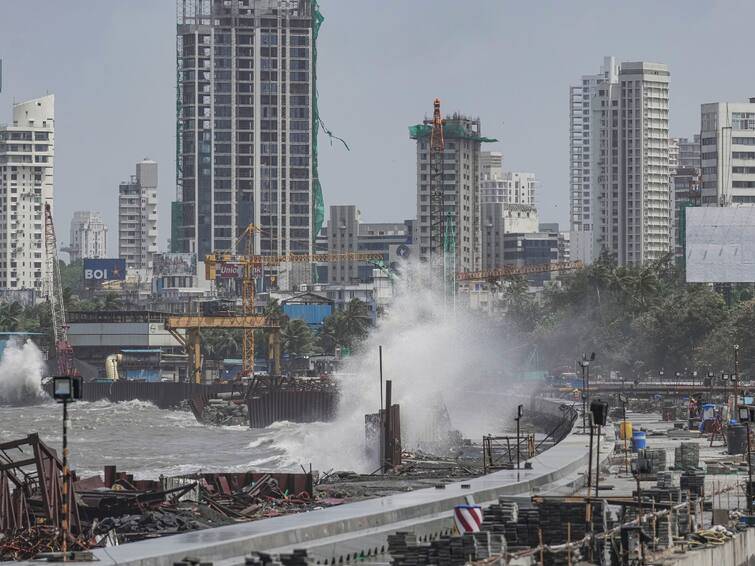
83,258,127,281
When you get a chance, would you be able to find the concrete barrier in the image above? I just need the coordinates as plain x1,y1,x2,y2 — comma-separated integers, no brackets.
81,397,610,566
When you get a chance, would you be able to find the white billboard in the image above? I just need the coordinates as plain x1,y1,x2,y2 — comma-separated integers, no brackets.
686,207,755,283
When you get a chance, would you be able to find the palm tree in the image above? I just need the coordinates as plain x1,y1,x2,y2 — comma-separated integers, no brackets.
318,314,339,354
100,292,123,311
283,319,314,357
0,302,22,331
337,299,372,348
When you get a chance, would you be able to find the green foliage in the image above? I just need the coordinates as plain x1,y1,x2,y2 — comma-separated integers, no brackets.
283,319,315,357
318,299,372,354
509,254,736,377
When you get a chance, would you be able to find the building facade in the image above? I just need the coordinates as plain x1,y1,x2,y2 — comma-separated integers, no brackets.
118,160,158,272
413,113,485,272
68,211,107,261
569,57,618,264
570,57,671,266
678,135,701,169
320,204,410,284
174,0,316,262
480,171,536,207
0,95,54,293
480,150,503,180
700,99,755,206
480,203,538,270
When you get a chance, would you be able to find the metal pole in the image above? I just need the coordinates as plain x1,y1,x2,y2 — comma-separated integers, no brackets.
384,379,392,472
735,345,740,411
587,414,594,495
62,398,69,561
516,410,521,473
623,400,629,475
581,362,586,431
586,364,591,422
748,420,753,514
594,424,601,497
379,345,383,414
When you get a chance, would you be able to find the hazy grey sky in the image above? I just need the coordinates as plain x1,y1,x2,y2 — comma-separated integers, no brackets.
1,1,753,255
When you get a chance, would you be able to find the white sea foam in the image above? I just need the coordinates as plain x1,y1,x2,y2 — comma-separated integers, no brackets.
0,338,47,405
270,261,528,473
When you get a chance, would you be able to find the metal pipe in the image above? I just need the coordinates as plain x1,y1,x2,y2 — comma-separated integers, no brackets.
594,424,601,497
587,414,594,495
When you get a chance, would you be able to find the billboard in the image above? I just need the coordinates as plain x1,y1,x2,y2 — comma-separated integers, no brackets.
686,207,755,283
217,262,245,278
153,253,196,277
83,258,126,281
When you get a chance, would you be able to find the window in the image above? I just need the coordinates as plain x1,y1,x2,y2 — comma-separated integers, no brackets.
733,112,755,130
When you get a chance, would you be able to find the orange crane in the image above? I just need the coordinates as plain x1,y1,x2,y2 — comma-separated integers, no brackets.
44,203,77,376
201,224,384,378
456,260,584,282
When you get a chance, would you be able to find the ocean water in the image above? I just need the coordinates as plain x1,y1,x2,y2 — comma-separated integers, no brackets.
0,399,291,479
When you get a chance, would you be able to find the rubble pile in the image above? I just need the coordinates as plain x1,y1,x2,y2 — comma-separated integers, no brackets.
198,395,249,426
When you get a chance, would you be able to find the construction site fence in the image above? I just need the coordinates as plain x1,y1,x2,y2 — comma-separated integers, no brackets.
247,389,337,428
42,381,238,409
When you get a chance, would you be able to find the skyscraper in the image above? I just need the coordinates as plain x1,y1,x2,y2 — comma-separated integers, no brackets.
569,57,671,266
174,0,319,265
0,95,54,293
68,211,108,261
700,99,755,206
119,160,158,272
411,112,490,273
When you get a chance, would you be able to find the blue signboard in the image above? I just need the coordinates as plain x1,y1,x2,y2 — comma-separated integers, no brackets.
83,258,127,281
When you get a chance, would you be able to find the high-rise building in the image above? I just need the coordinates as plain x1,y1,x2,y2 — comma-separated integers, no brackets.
678,135,701,169
118,160,158,272
412,113,487,272
68,211,107,261
569,57,671,266
319,204,410,284
174,0,317,265
569,56,618,265
481,203,538,270
0,95,54,292
669,135,701,261
700,99,755,206
480,150,503,180
480,171,536,206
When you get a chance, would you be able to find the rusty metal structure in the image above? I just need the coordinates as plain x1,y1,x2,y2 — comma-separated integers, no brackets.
164,314,281,385
44,203,77,376
0,434,80,536
429,98,446,263
456,260,584,282
203,224,382,378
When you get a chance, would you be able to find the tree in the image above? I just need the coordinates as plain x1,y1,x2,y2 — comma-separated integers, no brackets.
202,329,242,360
283,319,314,357
318,299,372,354
99,292,123,310
338,299,372,348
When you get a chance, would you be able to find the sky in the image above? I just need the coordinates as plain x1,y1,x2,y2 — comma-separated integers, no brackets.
1,1,754,256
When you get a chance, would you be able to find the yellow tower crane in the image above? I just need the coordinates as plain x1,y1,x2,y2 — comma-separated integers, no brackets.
193,224,384,381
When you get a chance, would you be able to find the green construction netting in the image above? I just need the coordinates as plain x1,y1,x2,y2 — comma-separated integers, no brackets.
408,123,497,143
311,0,325,242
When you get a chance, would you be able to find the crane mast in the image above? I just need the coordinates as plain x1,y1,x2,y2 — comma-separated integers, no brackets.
205,228,384,376
429,98,445,264
44,203,75,376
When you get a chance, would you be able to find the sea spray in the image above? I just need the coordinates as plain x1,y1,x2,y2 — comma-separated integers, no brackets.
0,338,47,405
275,261,531,472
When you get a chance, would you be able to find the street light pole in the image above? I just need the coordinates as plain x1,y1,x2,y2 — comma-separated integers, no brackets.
735,344,741,410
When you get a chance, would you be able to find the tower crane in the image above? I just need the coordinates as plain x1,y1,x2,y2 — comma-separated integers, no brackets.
44,203,77,376
456,260,584,283
166,225,385,383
